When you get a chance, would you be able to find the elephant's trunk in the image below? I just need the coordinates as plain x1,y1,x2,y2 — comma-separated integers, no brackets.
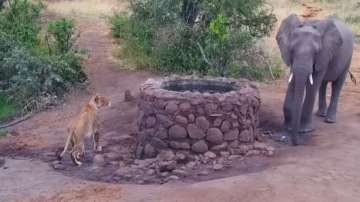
291,69,308,145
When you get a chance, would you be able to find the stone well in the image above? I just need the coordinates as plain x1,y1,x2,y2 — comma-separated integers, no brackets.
136,76,261,159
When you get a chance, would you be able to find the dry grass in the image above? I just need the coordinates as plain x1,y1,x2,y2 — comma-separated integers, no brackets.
314,0,360,38
45,0,129,18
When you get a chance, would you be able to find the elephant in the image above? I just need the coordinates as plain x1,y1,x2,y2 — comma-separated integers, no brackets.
276,14,354,145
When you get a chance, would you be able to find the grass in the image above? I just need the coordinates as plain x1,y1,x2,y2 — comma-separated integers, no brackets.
313,0,360,39
0,96,18,122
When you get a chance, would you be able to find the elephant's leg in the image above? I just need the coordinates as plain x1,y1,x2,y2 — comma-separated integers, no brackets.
316,81,328,117
283,80,295,131
325,71,347,123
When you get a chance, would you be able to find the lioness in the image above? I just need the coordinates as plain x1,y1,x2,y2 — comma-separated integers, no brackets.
58,95,111,166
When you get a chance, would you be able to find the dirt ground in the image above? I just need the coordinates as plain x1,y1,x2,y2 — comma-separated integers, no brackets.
1,0,360,201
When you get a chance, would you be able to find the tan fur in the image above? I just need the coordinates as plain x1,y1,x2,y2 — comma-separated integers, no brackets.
58,95,111,166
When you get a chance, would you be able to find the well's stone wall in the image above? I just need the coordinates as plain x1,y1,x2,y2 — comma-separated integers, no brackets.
136,76,261,159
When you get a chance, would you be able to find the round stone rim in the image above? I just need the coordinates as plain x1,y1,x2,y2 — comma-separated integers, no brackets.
140,75,260,102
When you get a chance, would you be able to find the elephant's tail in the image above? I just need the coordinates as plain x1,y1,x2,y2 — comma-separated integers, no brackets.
349,71,357,85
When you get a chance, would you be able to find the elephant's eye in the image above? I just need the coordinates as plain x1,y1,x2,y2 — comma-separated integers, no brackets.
298,24,304,28
312,25,317,29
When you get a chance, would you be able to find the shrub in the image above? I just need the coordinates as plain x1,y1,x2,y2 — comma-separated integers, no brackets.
0,0,43,48
47,18,77,54
111,0,278,79
0,0,86,119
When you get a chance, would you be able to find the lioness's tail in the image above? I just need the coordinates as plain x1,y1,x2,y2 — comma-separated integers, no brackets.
58,132,72,160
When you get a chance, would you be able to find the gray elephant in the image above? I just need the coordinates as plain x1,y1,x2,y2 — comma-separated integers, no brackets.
276,14,354,145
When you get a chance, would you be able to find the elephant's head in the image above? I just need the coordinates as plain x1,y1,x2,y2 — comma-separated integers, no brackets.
276,14,343,145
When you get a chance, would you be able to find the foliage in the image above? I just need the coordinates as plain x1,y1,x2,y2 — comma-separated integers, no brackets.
47,18,77,54
0,0,86,119
0,95,17,122
0,0,43,48
111,0,278,79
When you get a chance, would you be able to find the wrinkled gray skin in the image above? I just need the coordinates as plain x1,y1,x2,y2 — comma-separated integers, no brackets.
276,14,354,145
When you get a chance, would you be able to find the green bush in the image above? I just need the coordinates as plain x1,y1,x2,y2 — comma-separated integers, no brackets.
47,18,77,54
0,0,86,119
111,0,278,79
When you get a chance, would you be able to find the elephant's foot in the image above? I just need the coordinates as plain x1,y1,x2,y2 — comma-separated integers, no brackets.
316,109,327,117
285,123,314,133
325,116,336,123
324,111,337,123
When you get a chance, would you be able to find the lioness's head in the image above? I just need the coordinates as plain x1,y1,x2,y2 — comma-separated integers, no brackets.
91,95,111,109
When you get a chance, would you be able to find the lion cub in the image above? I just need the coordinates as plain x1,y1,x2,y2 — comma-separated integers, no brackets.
58,95,111,166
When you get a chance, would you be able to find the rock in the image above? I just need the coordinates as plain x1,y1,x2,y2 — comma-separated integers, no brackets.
158,150,175,161
151,137,168,149
206,128,224,145
239,130,251,142
222,104,233,112
170,141,190,150
213,163,224,171
134,159,157,168
158,160,177,172
267,150,275,157
196,116,210,131
220,151,230,158
105,152,120,160
169,125,188,139
160,171,170,177
224,129,239,141
186,161,197,169
232,121,239,128
93,154,105,165
205,103,217,114
246,150,261,156
197,107,205,115
157,114,174,128
210,142,228,151
213,118,223,127
229,140,239,148
135,145,144,158
165,175,180,182
146,169,156,175
155,127,168,139
144,144,157,158
145,116,157,128
204,151,217,159
52,161,65,170
175,152,187,161
115,167,131,176
266,146,275,152
188,114,195,122
187,124,206,139
199,170,210,176
254,141,267,150
228,155,242,160
179,102,191,112
172,169,187,177
221,120,231,133
165,102,179,114
191,140,209,153
175,115,188,125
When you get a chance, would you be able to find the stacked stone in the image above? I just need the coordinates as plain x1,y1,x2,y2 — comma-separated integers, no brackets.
136,77,261,159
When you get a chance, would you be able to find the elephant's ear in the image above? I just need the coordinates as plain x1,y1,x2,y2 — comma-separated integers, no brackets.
314,18,343,72
276,14,301,67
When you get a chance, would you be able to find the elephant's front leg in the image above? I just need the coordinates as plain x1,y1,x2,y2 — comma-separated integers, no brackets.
283,80,295,130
